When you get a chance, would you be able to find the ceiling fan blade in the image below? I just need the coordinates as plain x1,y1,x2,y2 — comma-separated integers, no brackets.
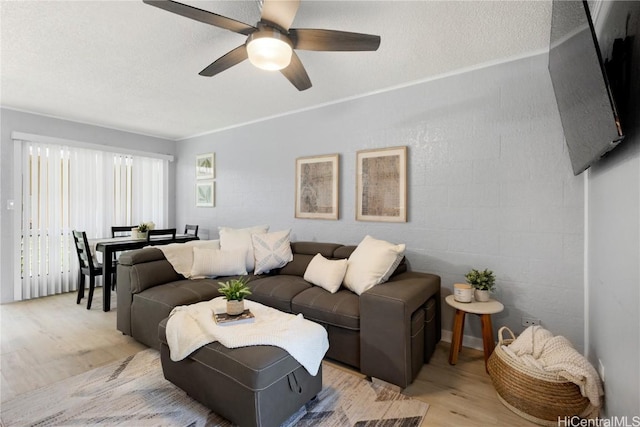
199,45,248,77
260,0,300,31
280,52,312,91
290,29,381,51
143,0,256,36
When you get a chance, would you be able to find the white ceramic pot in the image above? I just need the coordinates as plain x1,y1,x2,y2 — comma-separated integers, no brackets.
474,289,490,302
226,300,245,315
453,283,473,303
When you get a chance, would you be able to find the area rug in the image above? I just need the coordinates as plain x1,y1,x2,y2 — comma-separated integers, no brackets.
1,349,428,426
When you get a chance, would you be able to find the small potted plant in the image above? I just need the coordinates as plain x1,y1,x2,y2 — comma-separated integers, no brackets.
218,277,252,315
465,268,496,302
136,222,149,239
133,221,155,239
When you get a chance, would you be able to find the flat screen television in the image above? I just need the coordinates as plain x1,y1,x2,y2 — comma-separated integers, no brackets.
548,0,638,176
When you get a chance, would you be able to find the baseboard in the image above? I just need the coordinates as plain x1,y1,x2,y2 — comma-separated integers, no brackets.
440,329,485,351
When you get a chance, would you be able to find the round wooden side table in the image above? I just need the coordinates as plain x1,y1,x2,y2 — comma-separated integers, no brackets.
445,294,504,372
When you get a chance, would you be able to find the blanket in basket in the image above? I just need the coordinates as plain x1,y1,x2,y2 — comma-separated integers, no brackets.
502,325,603,407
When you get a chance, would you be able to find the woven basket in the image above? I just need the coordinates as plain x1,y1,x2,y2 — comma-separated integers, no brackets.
487,327,599,426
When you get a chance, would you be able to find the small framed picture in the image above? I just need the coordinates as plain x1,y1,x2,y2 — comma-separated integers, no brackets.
196,153,215,180
356,146,407,222
295,154,339,220
196,180,215,207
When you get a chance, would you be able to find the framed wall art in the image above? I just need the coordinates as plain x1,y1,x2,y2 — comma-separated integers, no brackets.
356,146,407,222
196,180,215,207
196,153,215,180
295,154,339,220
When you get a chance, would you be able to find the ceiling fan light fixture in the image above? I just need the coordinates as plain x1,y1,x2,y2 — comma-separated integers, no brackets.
246,28,293,71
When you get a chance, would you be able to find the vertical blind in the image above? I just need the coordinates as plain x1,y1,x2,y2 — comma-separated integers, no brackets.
18,140,168,300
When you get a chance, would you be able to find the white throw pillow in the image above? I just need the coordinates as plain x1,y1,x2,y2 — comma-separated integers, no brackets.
252,229,294,275
304,253,348,294
219,225,269,272
159,239,220,278
343,235,406,295
190,247,247,279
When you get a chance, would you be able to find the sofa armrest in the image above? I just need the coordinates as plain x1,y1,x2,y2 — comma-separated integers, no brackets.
360,271,441,388
116,247,182,336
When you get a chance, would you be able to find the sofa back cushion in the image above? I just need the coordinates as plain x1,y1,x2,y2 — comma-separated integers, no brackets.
278,242,342,276
276,241,407,279
118,247,182,294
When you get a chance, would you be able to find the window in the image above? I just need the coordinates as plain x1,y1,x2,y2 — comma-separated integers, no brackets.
16,139,168,300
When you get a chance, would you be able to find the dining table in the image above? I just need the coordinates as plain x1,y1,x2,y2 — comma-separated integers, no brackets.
93,234,199,311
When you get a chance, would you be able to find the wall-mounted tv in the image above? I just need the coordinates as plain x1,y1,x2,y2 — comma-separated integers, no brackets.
548,0,638,176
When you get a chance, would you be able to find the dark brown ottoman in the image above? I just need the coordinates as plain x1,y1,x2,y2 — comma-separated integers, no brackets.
158,318,322,427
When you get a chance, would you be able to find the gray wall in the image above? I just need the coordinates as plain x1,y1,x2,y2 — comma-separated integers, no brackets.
176,53,587,350
0,108,177,303
588,139,640,418
587,1,640,417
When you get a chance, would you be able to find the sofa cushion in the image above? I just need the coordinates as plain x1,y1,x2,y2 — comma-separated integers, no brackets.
303,254,347,294
247,275,311,313
130,278,221,348
252,229,293,275
332,245,356,259
134,279,221,309
343,235,406,295
292,242,343,257
292,287,360,330
129,259,183,294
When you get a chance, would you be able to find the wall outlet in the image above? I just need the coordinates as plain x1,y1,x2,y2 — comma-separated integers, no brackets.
521,317,541,327
598,359,605,382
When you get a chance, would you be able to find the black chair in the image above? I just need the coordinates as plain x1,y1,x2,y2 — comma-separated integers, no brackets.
111,226,134,238
110,226,134,264
146,228,177,241
72,230,103,310
184,224,199,237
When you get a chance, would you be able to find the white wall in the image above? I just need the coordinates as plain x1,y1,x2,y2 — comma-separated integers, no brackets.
176,53,586,350
0,108,177,303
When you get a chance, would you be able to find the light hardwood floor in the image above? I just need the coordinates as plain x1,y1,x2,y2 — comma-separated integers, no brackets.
0,291,536,426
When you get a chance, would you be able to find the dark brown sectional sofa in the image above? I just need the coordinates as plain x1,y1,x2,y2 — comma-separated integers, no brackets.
116,241,441,388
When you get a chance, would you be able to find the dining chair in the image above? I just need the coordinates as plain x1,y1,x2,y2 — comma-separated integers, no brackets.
111,225,134,237
110,226,134,265
72,230,103,310
184,224,199,237
146,228,177,241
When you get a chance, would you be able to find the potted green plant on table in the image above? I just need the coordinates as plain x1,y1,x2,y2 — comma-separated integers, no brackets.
133,221,155,239
465,268,496,302
218,277,252,315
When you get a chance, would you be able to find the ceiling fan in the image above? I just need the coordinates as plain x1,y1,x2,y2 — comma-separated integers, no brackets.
142,0,381,91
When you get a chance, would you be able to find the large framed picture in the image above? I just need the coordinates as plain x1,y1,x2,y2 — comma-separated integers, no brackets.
196,180,215,207
196,153,215,180
295,154,339,220
356,146,407,222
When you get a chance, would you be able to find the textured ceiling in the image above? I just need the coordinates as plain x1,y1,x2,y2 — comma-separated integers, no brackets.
1,1,552,141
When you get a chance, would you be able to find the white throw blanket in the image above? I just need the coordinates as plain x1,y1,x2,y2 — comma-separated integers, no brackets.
165,297,329,375
502,326,604,407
